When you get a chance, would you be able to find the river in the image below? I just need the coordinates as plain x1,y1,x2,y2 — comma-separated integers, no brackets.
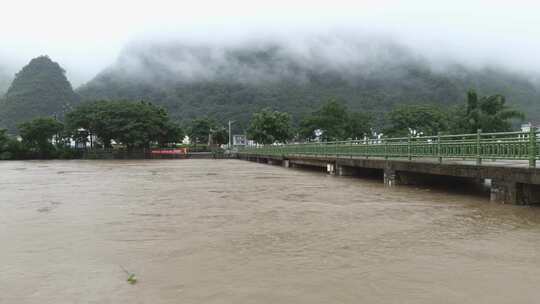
1,159,539,303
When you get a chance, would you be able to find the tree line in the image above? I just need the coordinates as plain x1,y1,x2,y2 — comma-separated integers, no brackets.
0,89,525,159
0,100,230,159
245,90,524,144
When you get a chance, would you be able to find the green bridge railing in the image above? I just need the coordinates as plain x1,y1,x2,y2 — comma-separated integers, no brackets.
239,128,540,168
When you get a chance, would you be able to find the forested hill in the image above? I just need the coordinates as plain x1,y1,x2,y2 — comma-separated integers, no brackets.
0,56,79,133
0,67,12,95
78,40,540,129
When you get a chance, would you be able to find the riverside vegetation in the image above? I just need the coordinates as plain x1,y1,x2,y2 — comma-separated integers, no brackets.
0,89,523,160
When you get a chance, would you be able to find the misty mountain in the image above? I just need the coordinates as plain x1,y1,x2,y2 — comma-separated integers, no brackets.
0,66,12,95
0,56,79,133
78,38,540,130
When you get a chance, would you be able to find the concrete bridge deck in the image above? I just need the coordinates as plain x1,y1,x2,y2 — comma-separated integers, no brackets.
237,153,540,205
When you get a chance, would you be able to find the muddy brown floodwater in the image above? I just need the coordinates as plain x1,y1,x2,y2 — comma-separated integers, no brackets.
1,159,540,303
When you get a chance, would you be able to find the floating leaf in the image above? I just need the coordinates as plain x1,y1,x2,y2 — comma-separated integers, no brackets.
127,273,137,284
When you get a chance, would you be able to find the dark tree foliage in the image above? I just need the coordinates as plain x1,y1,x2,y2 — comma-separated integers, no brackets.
347,112,373,139
247,108,293,144
186,117,228,145
211,126,228,146
158,121,185,147
384,104,449,137
300,99,372,141
300,100,349,141
187,117,216,145
449,90,525,133
18,117,64,157
0,129,8,150
0,128,12,159
0,128,26,160
0,56,79,133
66,100,183,149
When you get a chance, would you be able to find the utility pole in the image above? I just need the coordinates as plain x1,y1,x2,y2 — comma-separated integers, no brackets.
228,120,235,149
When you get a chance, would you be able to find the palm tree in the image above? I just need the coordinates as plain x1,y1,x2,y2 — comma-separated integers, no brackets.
462,90,524,133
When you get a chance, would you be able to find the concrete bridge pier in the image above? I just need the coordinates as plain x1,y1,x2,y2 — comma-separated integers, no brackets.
490,180,518,204
327,163,336,175
490,180,540,205
384,168,398,187
521,184,540,204
283,160,290,168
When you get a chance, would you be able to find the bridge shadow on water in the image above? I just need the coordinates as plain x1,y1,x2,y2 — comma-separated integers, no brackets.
348,168,493,200
392,172,492,199
278,161,497,203
245,156,540,205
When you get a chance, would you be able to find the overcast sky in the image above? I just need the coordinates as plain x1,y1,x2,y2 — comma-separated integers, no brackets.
1,0,540,86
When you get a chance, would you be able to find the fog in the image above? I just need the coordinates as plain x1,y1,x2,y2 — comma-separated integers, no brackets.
103,33,418,85
1,0,540,86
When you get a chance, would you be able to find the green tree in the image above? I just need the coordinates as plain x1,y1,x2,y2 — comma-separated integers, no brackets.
210,125,228,146
0,129,11,159
384,104,448,137
18,117,64,157
300,99,372,141
158,121,184,147
450,90,524,133
347,112,373,139
0,129,27,160
0,129,8,149
300,99,348,141
66,100,180,150
188,117,216,145
247,108,292,144
64,102,96,147
4,138,27,159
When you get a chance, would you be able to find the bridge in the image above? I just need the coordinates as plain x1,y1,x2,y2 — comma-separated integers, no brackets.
237,129,540,205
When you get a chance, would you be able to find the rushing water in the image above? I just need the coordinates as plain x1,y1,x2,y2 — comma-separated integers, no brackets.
1,159,540,303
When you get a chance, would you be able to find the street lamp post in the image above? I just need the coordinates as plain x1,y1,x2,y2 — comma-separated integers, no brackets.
228,120,235,149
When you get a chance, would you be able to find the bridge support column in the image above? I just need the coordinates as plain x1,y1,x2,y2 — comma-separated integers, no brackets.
491,181,540,205
490,180,518,204
520,184,540,204
283,160,290,168
384,168,398,187
327,163,335,175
